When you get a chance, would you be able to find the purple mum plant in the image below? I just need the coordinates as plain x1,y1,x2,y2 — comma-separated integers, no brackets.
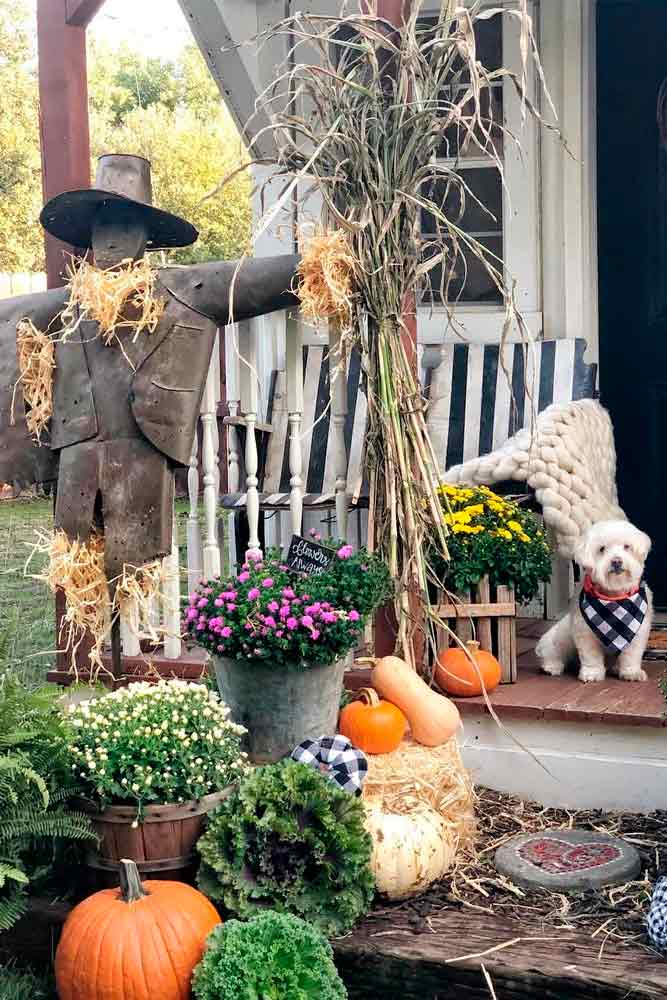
183,538,392,669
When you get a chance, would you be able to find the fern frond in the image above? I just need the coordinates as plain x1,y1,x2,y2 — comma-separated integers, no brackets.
0,884,28,931
0,861,29,889
0,811,95,843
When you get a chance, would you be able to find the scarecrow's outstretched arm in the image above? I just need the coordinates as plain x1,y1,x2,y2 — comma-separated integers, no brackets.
160,254,301,328
0,288,65,488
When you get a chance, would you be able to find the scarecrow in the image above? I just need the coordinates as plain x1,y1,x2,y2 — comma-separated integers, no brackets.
0,154,299,674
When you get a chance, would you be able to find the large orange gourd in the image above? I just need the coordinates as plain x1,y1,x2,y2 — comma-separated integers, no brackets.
339,687,407,754
435,640,502,697
55,859,220,1000
364,655,460,746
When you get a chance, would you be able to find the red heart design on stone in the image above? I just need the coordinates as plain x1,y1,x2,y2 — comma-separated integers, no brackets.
517,837,622,874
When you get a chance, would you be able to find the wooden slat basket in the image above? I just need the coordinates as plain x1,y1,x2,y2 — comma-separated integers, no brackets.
432,575,517,683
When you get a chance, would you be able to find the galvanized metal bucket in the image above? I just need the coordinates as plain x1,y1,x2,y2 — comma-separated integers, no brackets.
213,656,346,763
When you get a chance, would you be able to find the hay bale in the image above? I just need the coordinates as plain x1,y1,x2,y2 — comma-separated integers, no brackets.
362,737,476,897
296,229,357,328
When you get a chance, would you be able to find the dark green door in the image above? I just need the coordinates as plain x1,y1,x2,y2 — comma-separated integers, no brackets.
597,0,667,605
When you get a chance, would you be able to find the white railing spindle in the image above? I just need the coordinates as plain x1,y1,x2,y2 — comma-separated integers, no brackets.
238,319,261,556
286,312,304,536
187,431,203,593
120,601,141,657
329,324,349,541
162,505,182,659
201,336,222,579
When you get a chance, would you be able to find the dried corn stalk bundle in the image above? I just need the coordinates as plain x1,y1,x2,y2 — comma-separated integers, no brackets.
14,319,56,441
31,530,162,679
61,256,165,345
255,3,553,664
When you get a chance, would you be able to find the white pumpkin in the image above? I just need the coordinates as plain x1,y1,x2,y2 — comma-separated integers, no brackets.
365,804,455,900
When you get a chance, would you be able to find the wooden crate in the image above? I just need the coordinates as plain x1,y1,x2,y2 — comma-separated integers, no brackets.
432,575,517,683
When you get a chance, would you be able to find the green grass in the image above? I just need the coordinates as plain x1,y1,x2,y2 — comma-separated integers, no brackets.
0,499,54,687
0,498,211,688
0,962,57,1000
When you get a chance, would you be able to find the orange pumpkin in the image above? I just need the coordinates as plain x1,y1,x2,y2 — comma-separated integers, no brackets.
339,687,408,754
435,640,502,697
55,858,220,1000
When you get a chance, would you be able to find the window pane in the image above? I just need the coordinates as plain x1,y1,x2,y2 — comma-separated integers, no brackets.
423,235,504,305
437,85,504,159
421,168,503,237
418,14,503,81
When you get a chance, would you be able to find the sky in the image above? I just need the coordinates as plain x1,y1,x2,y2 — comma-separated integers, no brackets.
88,0,193,58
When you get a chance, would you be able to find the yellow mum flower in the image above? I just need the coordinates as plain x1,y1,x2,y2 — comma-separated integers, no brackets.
463,504,484,517
507,520,523,533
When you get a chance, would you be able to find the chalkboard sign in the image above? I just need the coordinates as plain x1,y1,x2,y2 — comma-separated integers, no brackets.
286,535,335,576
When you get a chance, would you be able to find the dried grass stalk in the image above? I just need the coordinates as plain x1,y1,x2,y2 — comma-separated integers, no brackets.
61,256,165,345
13,318,56,441
295,228,357,329
31,529,162,678
363,737,476,855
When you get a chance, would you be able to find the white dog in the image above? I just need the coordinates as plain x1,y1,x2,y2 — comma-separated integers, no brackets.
536,520,652,683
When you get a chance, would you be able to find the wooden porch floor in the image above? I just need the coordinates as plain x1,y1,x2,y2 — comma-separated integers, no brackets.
452,620,667,728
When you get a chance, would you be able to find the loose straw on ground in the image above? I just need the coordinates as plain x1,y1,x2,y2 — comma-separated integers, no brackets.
13,319,56,441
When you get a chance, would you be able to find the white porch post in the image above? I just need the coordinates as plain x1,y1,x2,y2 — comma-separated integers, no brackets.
187,431,203,593
162,508,182,659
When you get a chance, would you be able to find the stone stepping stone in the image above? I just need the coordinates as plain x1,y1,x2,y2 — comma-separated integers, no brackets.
494,829,641,891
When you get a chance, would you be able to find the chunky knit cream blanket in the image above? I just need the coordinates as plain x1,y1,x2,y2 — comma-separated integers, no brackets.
439,399,625,558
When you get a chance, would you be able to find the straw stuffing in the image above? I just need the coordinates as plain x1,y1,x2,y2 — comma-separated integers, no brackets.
14,318,56,441
62,256,165,346
295,229,357,329
31,529,162,678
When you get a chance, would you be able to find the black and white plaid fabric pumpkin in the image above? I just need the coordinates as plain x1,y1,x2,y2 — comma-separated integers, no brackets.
291,734,368,796
579,578,648,654
647,877,667,951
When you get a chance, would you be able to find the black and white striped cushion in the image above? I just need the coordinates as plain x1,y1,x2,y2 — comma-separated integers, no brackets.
222,338,596,510
427,339,596,469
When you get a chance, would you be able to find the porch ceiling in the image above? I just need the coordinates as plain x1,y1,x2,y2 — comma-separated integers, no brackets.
176,0,283,158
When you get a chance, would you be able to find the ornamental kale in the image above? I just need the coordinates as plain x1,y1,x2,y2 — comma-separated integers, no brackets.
192,912,347,1000
434,484,552,603
197,760,375,936
183,540,391,667
64,680,248,813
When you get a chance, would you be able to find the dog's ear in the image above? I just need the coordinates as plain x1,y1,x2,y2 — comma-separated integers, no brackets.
633,530,652,561
573,534,593,572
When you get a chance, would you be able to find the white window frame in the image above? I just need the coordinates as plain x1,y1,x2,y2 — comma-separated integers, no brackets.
418,0,541,345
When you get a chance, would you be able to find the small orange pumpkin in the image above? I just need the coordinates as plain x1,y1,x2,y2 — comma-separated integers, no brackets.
435,640,502,698
339,687,408,754
55,858,220,1000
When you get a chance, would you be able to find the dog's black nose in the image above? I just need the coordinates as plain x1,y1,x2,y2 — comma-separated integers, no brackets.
610,558,624,573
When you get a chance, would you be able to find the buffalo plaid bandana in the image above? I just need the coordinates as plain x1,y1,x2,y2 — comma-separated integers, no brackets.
579,580,648,654
647,877,667,951
291,735,368,796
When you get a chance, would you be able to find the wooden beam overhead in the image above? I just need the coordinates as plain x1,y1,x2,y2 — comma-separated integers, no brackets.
65,0,106,27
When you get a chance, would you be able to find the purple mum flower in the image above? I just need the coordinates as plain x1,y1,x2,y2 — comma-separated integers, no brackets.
286,617,299,630
337,544,354,560
248,587,261,601
262,578,274,588
348,610,361,622
238,571,250,583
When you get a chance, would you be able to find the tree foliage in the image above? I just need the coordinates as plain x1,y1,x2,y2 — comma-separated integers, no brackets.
0,0,43,271
0,7,250,272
